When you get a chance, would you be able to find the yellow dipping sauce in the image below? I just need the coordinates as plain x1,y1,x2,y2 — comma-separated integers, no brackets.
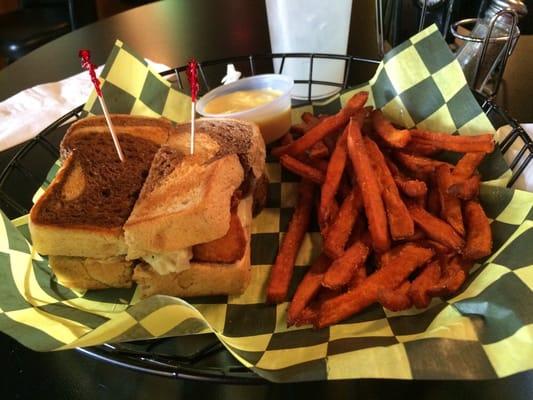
203,89,291,144
204,89,282,114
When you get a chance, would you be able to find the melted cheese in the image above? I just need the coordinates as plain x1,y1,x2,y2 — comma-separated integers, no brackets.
142,248,193,275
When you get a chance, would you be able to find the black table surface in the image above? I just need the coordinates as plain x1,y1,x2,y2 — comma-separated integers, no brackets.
1,1,532,398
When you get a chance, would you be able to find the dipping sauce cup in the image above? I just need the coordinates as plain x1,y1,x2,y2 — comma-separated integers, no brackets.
196,74,294,144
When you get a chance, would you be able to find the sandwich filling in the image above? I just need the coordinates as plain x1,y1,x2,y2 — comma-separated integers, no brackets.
142,248,193,275
136,201,247,275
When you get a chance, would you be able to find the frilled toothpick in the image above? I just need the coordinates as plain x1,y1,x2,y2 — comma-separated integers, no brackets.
79,49,125,162
186,59,199,155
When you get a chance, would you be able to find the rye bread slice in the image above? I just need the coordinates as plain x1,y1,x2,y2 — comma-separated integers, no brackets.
29,115,171,257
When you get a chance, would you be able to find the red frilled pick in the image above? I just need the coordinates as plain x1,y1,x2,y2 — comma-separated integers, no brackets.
79,49,102,97
78,49,125,162
186,59,199,102
186,59,199,154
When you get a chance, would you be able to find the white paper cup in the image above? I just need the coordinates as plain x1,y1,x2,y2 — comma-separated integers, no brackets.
266,0,352,100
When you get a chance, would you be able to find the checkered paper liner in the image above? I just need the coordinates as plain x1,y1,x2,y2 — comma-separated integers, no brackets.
0,25,532,382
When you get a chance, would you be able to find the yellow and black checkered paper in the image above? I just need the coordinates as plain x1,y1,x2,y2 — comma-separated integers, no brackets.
0,26,532,382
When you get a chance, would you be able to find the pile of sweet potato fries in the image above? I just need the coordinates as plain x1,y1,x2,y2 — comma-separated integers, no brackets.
266,91,494,328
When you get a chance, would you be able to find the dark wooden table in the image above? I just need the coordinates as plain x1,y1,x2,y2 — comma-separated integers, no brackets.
1,1,532,398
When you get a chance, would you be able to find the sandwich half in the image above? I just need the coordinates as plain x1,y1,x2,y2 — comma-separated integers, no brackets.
125,118,265,297
29,115,172,289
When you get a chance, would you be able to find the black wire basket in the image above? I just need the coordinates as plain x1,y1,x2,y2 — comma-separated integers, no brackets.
0,53,531,384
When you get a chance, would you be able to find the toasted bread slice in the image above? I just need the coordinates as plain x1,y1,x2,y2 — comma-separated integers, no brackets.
125,118,265,257
169,118,265,181
49,256,134,289
124,150,244,258
29,115,171,257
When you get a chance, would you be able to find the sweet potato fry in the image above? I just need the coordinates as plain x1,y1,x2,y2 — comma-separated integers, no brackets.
436,165,465,236
378,281,412,311
376,243,405,269
418,239,452,255
402,140,440,156
426,186,441,216
323,187,363,259
316,243,434,328
403,228,426,242
409,259,441,308
459,256,475,273
280,154,325,185
447,174,481,200
367,143,414,225
398,179,428,198
322,235,370,290
410,130,495,153
364,137,414,240
371,110,411,148
301,111,320,125
386,158,428,197
309,140,329,160
375,228,424,263
289,113,322,136
293,306,319,327
453,152,486,178
293,287,341,327
353,106,369,127
463,201,492,260
280,132,294,146
414,194,427,208
408,204,465,251
318,199,339,237
319,128,348,225
349,264,367,289
287,254,331,326
290,123,308,135
267,180,315,304
284,91,369,156
347,118,391,252
271,144,291,158
394,152,452,178
314,159,330,174
427,256,470,296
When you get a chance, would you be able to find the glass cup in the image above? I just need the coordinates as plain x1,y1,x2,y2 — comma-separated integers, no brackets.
265,0,353,100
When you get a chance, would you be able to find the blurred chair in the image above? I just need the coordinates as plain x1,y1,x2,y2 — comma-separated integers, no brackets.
0,0,97,64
